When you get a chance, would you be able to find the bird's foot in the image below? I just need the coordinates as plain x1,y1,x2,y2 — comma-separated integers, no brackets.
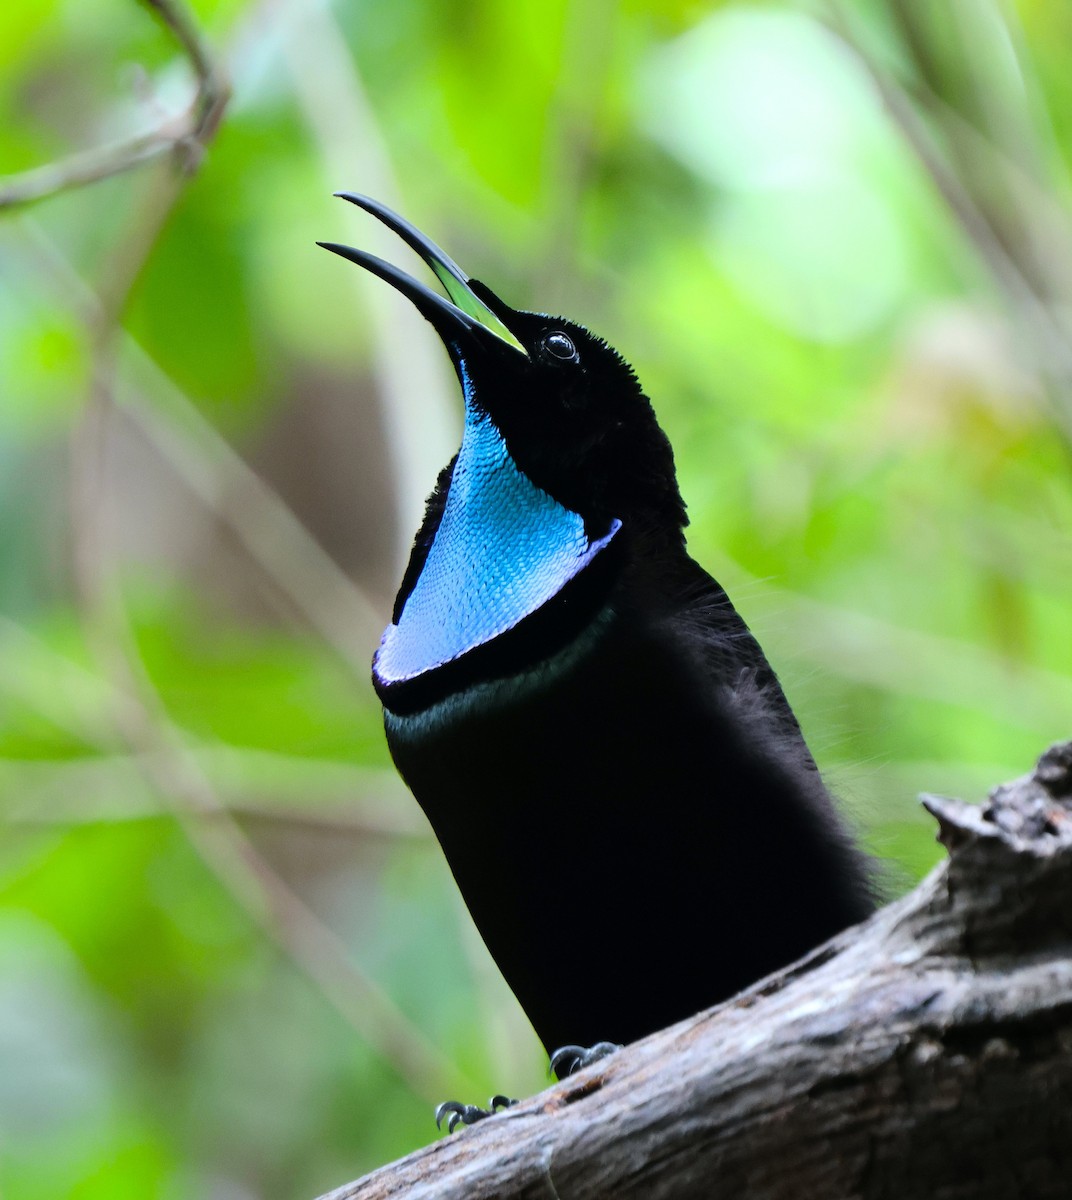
549,1041,622,1078
435,1094,516,1133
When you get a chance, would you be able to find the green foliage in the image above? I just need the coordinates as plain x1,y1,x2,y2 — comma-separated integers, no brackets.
2,0,1072,1194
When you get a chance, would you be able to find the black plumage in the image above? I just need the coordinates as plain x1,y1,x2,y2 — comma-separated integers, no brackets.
320,196,874,1083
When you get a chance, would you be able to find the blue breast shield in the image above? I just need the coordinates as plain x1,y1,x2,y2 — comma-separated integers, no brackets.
374,407,620,686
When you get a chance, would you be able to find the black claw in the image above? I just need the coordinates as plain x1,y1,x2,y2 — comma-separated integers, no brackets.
586,1041,623,1064
435,1100,466,1131
549,1044,585,1077
550,1041,623,1078
435,1096,514,1132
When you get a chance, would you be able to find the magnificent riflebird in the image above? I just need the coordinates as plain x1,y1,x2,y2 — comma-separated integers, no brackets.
320,195,874,1123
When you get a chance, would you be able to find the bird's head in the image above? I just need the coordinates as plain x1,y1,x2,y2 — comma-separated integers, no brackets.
320,196,686,703
319,194,685,535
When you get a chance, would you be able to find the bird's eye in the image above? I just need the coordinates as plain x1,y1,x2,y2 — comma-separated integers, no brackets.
542,331,578,361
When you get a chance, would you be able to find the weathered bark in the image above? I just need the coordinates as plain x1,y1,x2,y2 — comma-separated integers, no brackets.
319,742,1072,1200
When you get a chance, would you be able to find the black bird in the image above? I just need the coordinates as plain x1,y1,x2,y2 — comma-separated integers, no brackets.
320,195,874,1124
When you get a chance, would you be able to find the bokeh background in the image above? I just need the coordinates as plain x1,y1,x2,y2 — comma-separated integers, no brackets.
2,0,1072,1195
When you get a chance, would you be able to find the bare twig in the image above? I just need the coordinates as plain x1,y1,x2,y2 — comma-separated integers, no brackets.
279,0,461,564
0,133,184,210
95,606,470,1102
0,0,229,211
0,749,425,839
823,2,1072,447
102,630,470,1103
0,602,469,1102
142,0,219,103
534,0,618,307
759,582,1072,736
12,220,384,661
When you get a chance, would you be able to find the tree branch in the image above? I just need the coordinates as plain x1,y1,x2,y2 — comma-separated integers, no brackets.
318,741,1072,1199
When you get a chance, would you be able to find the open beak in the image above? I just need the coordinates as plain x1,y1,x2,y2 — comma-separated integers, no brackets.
318,193,527,356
